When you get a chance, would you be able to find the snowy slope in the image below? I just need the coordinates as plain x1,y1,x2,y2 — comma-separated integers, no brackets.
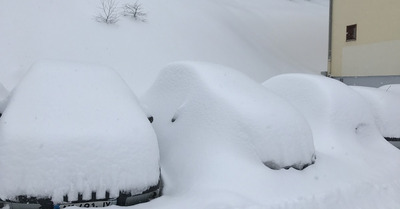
0,0,328,96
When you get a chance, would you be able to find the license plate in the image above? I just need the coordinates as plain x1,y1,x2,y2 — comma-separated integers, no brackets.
55,199,117,208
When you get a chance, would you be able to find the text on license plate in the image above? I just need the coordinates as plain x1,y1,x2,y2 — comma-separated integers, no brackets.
56,200,117,208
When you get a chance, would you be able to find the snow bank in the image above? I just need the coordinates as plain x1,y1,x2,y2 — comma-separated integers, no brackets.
352,86,400,139
0,83,8,113
0,61,160,202
141,62,315,191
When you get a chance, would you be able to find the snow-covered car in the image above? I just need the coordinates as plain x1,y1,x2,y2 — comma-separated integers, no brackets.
262,74,397,152
351,86,400,149
141,62,315,175
0,61,161,209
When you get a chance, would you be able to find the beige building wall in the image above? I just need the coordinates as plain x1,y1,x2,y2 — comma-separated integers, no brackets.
329,0,400,77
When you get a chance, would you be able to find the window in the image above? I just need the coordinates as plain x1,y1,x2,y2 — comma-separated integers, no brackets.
346,24,357,41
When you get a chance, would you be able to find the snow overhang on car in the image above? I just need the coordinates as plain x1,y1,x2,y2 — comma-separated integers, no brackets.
0,61,161,209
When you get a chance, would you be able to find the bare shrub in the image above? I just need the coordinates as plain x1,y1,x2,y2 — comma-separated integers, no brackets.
122,1,146,21
95,0,120,24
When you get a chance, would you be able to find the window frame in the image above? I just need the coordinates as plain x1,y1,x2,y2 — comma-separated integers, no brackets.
346,24,357,42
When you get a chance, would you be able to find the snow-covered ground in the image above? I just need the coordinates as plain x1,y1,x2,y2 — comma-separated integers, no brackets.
1,0,400,209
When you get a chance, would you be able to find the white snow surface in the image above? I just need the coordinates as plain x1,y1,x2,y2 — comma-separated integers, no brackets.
352,86,400,139
0,0,328,96
0,61,160,202
142,62,315,174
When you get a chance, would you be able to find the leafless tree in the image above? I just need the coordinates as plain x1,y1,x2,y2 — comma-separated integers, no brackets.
95,0,120,24
122,1,146,21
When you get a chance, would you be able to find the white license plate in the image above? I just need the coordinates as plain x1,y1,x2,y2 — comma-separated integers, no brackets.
56,199,117,208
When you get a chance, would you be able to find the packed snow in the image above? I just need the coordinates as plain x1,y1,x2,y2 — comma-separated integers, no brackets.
351,86,400,139
0,61,160,202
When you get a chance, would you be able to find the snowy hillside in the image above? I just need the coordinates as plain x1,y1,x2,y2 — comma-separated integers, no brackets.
0,0,328,95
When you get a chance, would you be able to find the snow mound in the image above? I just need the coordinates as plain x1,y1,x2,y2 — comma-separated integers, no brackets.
352,86,400,139
142,62,315,175
0,61,160,202
0,83,8,113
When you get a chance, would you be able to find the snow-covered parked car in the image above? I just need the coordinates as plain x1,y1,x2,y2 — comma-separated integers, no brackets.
262,74,397,152
141,62,315,174
351,86,400,149
0,61,161,209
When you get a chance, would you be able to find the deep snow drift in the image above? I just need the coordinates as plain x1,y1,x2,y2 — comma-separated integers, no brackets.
0,0,329,96
0,61,160,202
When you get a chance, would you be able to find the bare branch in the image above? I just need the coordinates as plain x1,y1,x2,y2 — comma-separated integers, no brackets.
95,0,120,24
122,1,147,22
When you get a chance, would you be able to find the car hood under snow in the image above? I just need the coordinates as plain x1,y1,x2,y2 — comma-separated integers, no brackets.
0,61,160,202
